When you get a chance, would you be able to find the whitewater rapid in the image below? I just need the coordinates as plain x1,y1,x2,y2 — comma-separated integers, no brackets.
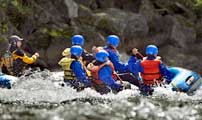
0,70,201,120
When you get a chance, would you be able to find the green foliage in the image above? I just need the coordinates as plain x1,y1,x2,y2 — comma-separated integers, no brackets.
41,27,73,39
194,0,202,17
0,37,6,43
195,0,202,6
0,0,8,8
0,0,32,14
10,0,32,15
0,22,8,33
175,0,202,18
175,0,196,8
0,0,33,29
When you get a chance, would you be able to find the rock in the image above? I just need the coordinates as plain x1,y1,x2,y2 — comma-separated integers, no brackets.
103,8,130,34
46,38,68,67
95,8,149,37
96,0,114,8
123,14,149,39
170,16,196,48
0,37,9,56
74,0,98,10
64,0,78,18
114,0,141,13
78,4,93,17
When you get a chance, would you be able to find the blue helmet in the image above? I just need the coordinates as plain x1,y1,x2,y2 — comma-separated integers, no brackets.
71,35,84,46
70,45,83,57
107,35,120,48
146,45,158,55
95,50,109,62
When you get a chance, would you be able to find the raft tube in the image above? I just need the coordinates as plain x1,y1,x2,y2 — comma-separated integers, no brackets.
0,73,18,89
168,67,202,93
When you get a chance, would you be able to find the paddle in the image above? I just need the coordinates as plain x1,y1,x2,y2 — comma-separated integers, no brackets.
114,72,123,84
131,48,144,60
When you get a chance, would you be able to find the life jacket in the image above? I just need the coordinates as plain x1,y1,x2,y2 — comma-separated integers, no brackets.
1,45,38,76
11,49,37,76
58,57,75,80
1,51,14,75
12,50,28,76
89,60,116,87
12,51,24,60
141,57,162,85
0,49,26,76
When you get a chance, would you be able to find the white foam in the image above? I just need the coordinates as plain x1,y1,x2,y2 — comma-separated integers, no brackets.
0,70,201,104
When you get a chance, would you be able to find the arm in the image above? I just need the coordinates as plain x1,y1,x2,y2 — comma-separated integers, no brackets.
71,61,91,86
14,50,38,64
159,62,174,82
22,54,38,64
128,58,143,76
132,48,144,60
107,50,128,73
99,66,122,91
58,58,63,66
127,55,138,75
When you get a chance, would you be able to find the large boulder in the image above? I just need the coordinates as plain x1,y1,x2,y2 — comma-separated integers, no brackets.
170,16,196,49
0,0,201,74
123,14,149,39
64,0,79,18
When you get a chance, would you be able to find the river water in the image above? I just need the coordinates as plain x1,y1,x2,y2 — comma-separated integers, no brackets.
0,70,202,120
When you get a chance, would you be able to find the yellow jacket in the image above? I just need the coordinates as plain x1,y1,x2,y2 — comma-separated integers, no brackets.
12,51,37,64
58,57,75,80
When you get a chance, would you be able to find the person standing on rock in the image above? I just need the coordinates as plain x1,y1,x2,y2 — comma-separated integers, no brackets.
1,35,39,77
87,50,125,94
103,35,143,87
68,45,92,90
131,45,173,95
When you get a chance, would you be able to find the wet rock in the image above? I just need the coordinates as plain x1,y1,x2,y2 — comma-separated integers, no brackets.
96,0,114,8
123,14,149,39
74,0,98,10
46,38,68,67
64,0,78,18
114,0,141,13
170,16,196,48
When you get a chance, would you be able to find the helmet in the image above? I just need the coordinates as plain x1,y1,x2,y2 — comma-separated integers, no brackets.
70,45,83,57
146,45,158,55
107,35,120,47
95,50,109,62
9,35,23,44
62,48,70,56
71,35,84,46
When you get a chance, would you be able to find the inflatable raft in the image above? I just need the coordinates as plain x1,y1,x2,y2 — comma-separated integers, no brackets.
168,67,202,94
0,73,18,89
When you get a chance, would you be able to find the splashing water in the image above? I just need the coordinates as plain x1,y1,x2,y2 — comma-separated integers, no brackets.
0,70,202,120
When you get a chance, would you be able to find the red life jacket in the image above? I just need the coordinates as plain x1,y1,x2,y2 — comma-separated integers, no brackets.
141,57,162,85
90,60,116,86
